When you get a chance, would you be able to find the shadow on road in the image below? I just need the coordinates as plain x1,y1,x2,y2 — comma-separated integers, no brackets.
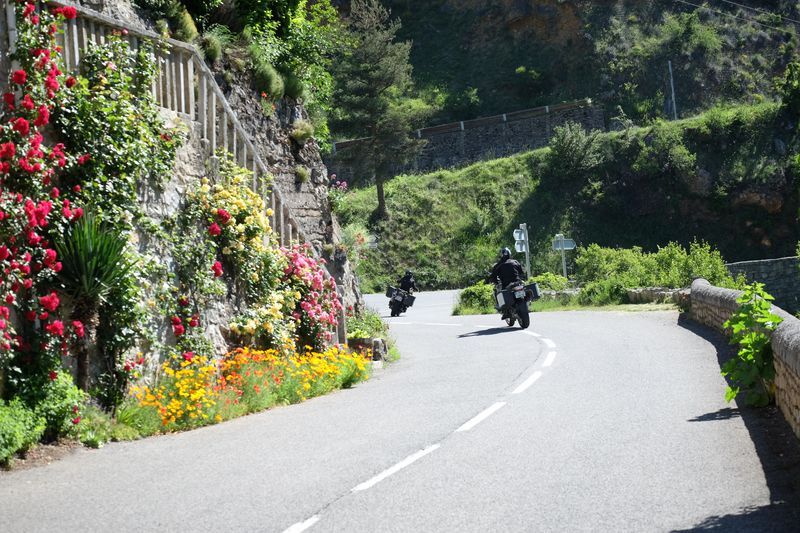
687,407,741,422
675,314,800,531
458,327,514,338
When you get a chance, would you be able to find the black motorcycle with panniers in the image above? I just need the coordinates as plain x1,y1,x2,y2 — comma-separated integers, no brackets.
494,281,540,329
386,286,415,317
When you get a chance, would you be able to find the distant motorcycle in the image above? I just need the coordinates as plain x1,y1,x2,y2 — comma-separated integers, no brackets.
386,286,415,317
494,281,540,329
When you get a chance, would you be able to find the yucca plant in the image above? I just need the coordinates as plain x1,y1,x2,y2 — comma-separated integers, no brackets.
55,214,137,391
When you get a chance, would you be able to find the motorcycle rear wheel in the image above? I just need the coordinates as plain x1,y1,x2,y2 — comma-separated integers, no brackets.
390,300,401,317
504,312,516,327
516,301,530,329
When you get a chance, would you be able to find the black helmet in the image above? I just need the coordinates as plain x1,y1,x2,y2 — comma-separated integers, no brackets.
405,270,413,277
499,247,511,260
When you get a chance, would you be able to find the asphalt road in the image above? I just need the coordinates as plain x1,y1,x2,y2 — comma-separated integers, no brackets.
2,290,799,532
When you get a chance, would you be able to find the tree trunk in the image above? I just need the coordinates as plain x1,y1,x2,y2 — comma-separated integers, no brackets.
375,174,387,219
73,301,99,392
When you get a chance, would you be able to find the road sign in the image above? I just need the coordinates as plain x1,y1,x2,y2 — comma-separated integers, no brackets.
513,224,531,279
552,237,576,251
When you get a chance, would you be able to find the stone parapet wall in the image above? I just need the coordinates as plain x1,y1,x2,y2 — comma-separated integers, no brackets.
326,100,604,182
726,256,800,313
690,278,800,440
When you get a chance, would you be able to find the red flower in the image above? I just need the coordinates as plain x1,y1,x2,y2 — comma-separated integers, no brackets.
34,105,50,127
182,351,194,362
49,370,58,381
21,94,35,110
189,315,199,328
72,185,81,193
2,92,14,109
13,118,30,136
22,3,35,17
216,209,231,224
71,416,81,425
212,261,223,277
22,279,32,289
72,207,83,220
38,312,48,321
43,248,57,266
173,324,185,336
25,311,36,322
5,294,14,305
208,222,222,236
45,320,64,336
178,296,190,307
72,320,85,338
65,76,77,88
0,245,8,260
170,316,182,325
12,70,27,85
50,187,60,198
39,291,60,312
77,154,90,165
55,6,77,19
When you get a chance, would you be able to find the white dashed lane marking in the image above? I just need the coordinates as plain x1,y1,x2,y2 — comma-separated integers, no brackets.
456,402,507,432
352,444,441,492
543,351,557,368
512,371,543,394
282,515,320,533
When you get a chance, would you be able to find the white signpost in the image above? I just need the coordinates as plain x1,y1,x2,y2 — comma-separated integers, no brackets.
552,233,576,278
513,224,531,279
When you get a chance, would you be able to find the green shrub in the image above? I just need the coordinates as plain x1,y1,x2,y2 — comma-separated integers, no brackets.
577,277,628,306
347,307,389,339
115,400,162,437
200,33,223,63
722,283,782,406
173,7,199,42
295,165,310,183
290,119,315,144
530,272,569,291
453,281,495,315
30,373,87,442
776,61,800,114
0,399,45,465
283,70,305,99
546,121,603,177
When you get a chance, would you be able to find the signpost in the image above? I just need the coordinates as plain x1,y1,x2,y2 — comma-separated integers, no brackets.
552,233,576,278
513,224,531,279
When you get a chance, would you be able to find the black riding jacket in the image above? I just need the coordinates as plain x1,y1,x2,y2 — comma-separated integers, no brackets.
487,258,525,288
398,274,418,292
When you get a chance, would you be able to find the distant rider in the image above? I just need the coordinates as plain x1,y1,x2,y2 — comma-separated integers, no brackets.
487,247,525,289
398,270,418,293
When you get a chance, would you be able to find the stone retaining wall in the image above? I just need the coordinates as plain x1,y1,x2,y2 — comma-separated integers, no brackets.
690,278,800,439
726,256,800,314
326,100,605,182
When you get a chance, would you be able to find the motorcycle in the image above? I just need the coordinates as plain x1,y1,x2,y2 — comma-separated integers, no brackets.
494,281,540,329
386,286,416,317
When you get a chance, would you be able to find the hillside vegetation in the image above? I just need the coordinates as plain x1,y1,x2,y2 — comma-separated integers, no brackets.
386,0,799,125
338,101,800,291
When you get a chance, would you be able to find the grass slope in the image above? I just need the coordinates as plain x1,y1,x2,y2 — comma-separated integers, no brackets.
339,102,800,291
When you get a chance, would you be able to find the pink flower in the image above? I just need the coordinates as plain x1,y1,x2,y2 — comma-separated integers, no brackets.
208,222,221,236
11,70,27,85
211,261,223,277
45,320,65,336
39,291,60,311
182,351,194,362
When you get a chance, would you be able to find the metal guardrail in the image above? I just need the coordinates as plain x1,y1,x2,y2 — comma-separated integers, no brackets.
332,98,594,153
2,0,347,343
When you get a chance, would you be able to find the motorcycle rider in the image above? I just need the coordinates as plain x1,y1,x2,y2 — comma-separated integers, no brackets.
398,270,418,293
487,248,525,316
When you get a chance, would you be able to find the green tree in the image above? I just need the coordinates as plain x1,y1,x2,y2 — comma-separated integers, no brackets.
331,0,432,219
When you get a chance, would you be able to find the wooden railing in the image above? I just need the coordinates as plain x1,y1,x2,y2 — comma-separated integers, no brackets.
2,1,347,342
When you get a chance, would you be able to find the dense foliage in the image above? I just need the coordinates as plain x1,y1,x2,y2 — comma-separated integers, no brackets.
722,283,783,407
385,0,799,125
339,101,799,292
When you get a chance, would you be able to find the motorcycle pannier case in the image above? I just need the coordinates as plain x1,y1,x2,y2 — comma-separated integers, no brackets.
385,286,396,298
526,282,541,300
403,294,416,307
496,290,512,307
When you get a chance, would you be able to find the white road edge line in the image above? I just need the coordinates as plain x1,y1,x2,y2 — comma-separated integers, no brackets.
456,402,507,432
421,322,463,327
542,338,556,348
543,351,557,368
512,371,543,394
282,515,320,533
352,444,441,492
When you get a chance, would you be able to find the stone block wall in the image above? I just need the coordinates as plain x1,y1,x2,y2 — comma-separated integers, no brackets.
690,278,800,440
326,100,605,182
726,256,800,313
